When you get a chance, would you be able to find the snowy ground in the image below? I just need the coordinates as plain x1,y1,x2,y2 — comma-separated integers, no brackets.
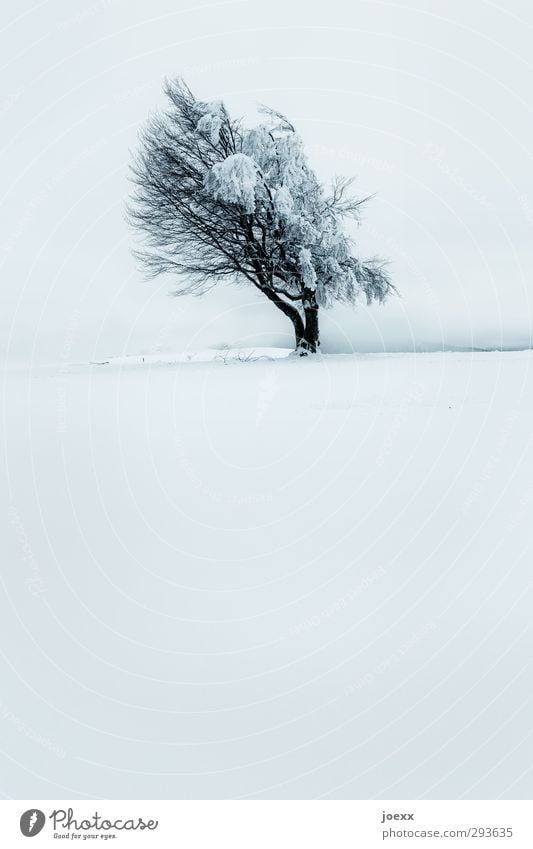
1,350,532,799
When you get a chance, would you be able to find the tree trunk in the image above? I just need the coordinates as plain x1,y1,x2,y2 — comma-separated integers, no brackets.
259,283,319,355
300,307,319,353
260,285,305,351
298,290,320,355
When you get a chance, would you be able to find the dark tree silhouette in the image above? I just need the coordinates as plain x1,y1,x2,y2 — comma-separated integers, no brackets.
129,79,395,353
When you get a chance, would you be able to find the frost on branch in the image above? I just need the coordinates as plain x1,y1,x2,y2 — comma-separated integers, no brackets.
196,112,223,144
204,153,258,213
298,248,317,290
129,78,395,354
194,99,223,118
273,186,293,217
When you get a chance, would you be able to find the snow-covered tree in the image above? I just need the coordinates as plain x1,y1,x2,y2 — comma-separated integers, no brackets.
129,79,395,353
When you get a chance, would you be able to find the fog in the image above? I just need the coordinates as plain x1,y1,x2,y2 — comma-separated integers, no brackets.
2,0,533,364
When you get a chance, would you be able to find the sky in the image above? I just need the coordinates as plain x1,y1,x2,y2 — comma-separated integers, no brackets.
2,0,533,363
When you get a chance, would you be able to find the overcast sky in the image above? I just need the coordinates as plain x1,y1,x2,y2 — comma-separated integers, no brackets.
2,0,533,362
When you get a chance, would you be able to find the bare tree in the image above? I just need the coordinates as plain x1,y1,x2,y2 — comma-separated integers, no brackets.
129,79,395,354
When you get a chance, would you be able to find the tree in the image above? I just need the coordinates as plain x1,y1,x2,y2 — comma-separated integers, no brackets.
129,79,395,354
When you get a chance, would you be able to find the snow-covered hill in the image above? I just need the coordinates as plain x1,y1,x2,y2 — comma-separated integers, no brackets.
1,351,531,798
